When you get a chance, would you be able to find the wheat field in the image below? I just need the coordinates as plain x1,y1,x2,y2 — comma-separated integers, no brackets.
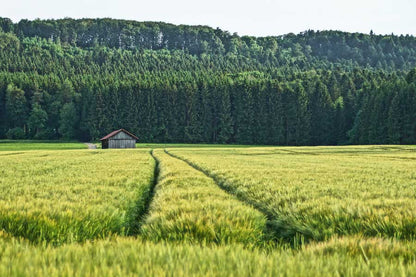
1,143,416,276
0,148,155,244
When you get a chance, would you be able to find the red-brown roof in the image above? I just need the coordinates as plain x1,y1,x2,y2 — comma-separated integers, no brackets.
100,129,139,141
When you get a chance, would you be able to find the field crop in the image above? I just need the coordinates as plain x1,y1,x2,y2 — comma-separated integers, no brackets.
140,150,267,244
2,233,416,276
0,149,155,244
2,143,416,276
168,145,416,242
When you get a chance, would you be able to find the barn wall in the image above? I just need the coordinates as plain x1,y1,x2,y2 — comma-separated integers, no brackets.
112,132,133,140
108,139,136,148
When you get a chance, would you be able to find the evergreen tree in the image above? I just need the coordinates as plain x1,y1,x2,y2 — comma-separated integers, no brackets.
217,86,233,143
308,81,334,145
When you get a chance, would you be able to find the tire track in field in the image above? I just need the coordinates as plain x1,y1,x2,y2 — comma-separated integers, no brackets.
142,150,268,245
164,149,281,244
126,149,160,235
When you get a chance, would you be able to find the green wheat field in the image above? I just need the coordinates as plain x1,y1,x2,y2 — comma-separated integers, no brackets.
1,141,416,276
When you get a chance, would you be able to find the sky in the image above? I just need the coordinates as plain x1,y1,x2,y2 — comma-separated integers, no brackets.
2,0,415,37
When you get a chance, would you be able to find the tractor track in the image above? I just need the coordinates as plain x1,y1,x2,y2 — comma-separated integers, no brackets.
163,149,282,244
127,149,160,236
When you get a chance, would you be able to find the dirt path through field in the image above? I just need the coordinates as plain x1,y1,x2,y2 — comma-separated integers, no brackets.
84,143,97,149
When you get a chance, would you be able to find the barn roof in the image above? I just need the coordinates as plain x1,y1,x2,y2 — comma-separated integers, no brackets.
100,129,139,141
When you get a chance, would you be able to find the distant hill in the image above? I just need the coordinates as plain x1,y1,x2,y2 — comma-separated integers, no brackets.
1,17,416,71
0,17,415,144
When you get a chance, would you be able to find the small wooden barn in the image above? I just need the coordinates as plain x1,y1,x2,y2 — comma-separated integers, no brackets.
100,129,138,149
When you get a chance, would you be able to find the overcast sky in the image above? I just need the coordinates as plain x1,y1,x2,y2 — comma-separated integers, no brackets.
2,0,415,36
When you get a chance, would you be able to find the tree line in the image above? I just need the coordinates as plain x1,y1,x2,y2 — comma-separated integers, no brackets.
0,17,415,144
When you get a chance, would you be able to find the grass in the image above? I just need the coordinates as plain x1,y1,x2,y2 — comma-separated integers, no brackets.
168,145,416,242
136,143,263,149
0,149,155,244
140,150,267,244
0,140,87,151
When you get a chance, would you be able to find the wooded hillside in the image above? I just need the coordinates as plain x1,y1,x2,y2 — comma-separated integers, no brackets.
0,17,415,144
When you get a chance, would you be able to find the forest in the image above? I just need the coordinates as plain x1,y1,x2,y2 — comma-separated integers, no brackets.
0,17,415,144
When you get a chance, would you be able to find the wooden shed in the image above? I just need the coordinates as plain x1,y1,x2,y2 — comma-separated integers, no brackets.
100,129,138,149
